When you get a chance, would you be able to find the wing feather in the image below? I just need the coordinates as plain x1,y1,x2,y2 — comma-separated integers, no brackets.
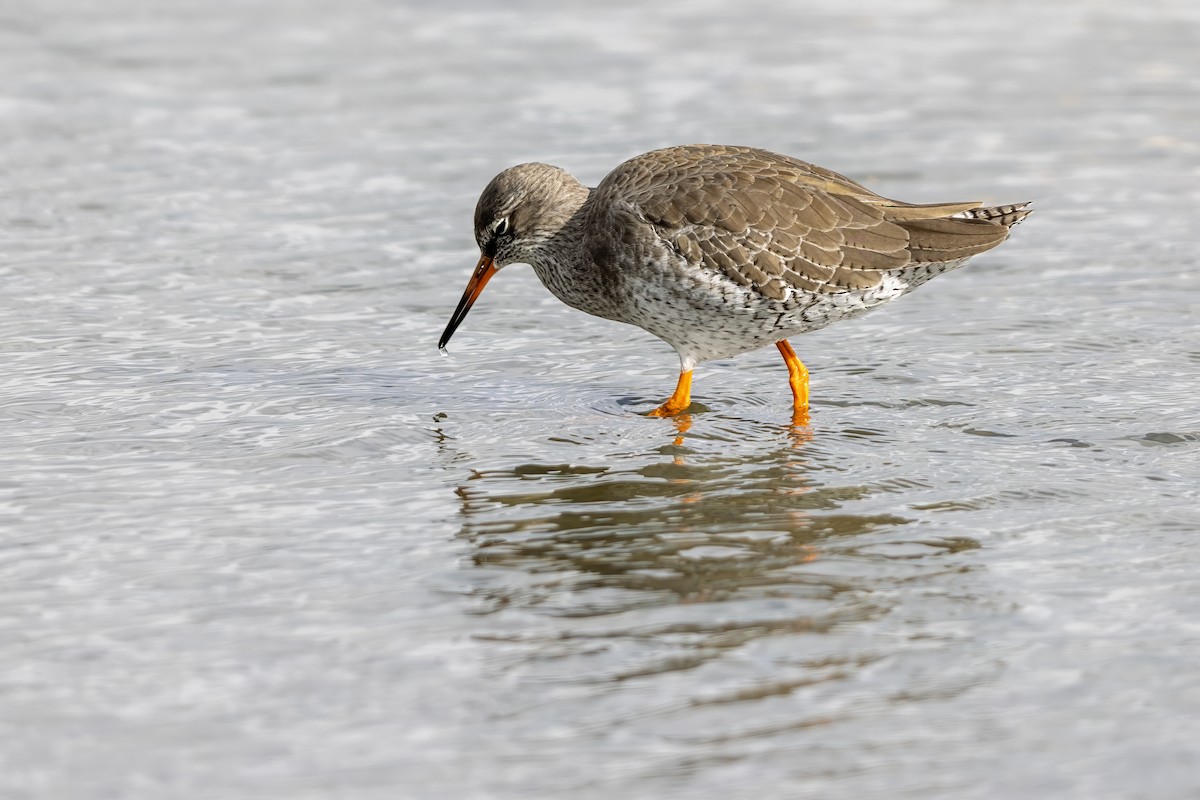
590,144,1019,299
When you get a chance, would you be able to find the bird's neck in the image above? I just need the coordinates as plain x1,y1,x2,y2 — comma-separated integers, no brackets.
525,185,626,317
535,183,593,260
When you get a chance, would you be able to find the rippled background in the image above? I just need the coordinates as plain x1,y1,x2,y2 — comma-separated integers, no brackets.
2,1,1199,797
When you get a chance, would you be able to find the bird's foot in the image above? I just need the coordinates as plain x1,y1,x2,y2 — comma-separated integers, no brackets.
776,340,811,420
647,400,691,417
647,370,693,418
790,405,811,427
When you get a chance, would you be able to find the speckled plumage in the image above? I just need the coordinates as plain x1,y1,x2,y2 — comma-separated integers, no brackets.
444,144,1030,412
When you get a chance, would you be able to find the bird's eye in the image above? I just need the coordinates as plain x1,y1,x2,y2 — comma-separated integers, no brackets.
494,218,510,237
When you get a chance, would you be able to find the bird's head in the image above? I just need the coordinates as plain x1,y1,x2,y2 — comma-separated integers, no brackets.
439,163,587,350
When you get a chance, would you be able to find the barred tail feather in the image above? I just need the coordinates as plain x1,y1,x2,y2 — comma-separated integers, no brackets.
954,201,1033,229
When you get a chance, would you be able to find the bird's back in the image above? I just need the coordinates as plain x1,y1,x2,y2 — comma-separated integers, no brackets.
590,144,1030,302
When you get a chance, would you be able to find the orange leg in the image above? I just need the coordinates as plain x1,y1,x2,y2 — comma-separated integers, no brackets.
776,340,810,416
648,370,693,417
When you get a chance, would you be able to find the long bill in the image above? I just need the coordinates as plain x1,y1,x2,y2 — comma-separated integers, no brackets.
438,255,497,350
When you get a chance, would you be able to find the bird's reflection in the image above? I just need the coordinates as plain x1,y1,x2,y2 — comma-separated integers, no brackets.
668,412,692,441
433,411,979,689
439,413,910,609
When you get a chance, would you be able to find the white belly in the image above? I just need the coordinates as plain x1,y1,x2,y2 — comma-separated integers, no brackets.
616,255,971,370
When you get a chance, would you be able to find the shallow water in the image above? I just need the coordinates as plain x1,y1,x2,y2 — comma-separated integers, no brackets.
2,1,1199,797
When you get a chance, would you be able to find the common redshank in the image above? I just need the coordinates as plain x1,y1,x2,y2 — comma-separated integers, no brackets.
438,144,1030,418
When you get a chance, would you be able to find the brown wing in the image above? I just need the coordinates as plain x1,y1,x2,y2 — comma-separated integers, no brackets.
592,144,1017,301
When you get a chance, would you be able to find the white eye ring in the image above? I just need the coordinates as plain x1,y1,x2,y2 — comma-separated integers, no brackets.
494,218,510,236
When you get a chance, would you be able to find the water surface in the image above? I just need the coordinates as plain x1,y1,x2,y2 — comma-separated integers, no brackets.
1,1,1199,798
